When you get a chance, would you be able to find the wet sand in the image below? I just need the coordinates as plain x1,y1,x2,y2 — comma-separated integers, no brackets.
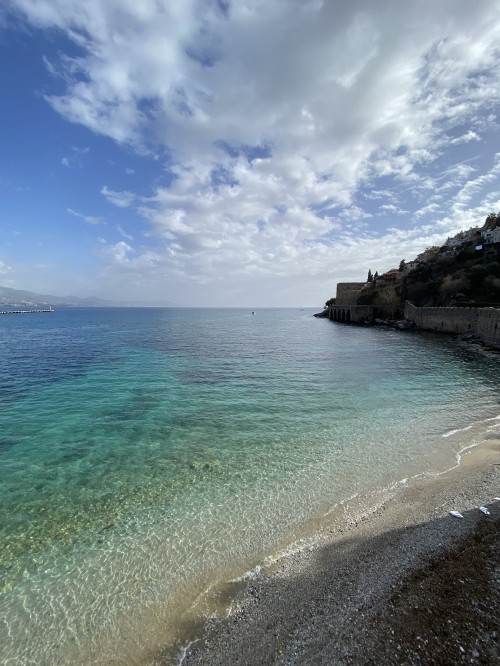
181,438,500,665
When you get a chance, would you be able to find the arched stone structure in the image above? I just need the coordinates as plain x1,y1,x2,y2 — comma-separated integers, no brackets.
327,305,374,325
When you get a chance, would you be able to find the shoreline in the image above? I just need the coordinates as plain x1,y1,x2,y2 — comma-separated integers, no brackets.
179,437,500,666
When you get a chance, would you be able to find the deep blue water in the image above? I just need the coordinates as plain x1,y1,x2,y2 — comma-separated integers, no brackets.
1,307,499,664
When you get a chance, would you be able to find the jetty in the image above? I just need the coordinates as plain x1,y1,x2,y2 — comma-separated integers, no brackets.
0,308,54,315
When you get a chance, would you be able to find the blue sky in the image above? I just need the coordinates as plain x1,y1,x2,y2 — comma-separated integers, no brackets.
1,0,500,306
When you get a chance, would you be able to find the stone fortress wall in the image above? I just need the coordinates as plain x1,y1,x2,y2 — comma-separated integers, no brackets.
335,283,366,306
325,299,500,345
330,282,500,345
404,302,500,345
328,305,374,324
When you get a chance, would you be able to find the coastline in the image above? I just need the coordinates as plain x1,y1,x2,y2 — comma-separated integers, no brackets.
180,436,500,666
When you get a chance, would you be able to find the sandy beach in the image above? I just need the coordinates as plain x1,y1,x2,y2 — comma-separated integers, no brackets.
181,437,500,666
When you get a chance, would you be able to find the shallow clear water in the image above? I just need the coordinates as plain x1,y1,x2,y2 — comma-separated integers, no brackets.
1,307,499,663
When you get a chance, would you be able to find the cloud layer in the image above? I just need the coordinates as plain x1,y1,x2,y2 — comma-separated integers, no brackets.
4,0,500,304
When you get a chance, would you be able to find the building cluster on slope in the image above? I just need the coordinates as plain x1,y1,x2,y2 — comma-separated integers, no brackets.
328,213,500,315
320,214,500,345
441,225,500,256
375,219,500,287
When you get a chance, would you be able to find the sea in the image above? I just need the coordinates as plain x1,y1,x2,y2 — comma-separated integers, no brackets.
1,307,499,664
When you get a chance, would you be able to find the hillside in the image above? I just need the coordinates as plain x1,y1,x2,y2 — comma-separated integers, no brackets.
404,214,500,307
0,285,178,308
357,213,500,312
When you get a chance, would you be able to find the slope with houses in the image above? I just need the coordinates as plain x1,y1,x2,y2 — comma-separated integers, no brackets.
327,212,500,316
319,214,500,345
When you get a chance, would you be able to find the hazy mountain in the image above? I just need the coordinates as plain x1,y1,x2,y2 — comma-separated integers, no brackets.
0,285,178,308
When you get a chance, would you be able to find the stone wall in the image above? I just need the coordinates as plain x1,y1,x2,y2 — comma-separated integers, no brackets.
335,282,366,305
404,302,500,344
328,305,374,324
476,308,500,342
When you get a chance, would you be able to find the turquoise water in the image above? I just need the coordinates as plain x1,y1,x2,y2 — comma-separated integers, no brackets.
1,307,499,663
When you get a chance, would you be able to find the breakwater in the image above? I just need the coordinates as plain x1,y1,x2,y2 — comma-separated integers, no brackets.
404,302,500,345
0,308,54,315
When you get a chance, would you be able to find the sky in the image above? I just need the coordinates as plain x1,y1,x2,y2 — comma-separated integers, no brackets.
1,0,500,307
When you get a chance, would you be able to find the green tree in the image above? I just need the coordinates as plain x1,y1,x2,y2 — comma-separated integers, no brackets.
484,212,500,230
399,259,406,272
367,269,373,283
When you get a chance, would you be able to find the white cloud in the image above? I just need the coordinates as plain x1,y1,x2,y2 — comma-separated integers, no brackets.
450,130,481,145
363,189,397,202
101,185,136,208
0,176,29,192
338,205,372,222
99,240,134,264
378,204,409,216
117,223,133,240
452,153,500,211
0,259,12,275
4,0,500,303
413,203,443,220
67,207,104,225
61,146,89,168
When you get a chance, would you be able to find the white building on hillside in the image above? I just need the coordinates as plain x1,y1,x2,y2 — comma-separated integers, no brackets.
481,226,500,244
443,236,464,248
403,260,419,272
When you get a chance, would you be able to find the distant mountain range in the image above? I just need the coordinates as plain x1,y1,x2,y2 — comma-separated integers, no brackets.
0,285,178,308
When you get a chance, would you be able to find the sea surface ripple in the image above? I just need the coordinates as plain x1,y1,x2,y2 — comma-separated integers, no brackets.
0,307,499,663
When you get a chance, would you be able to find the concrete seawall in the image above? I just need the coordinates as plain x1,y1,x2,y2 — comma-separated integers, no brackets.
404,302,500,345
